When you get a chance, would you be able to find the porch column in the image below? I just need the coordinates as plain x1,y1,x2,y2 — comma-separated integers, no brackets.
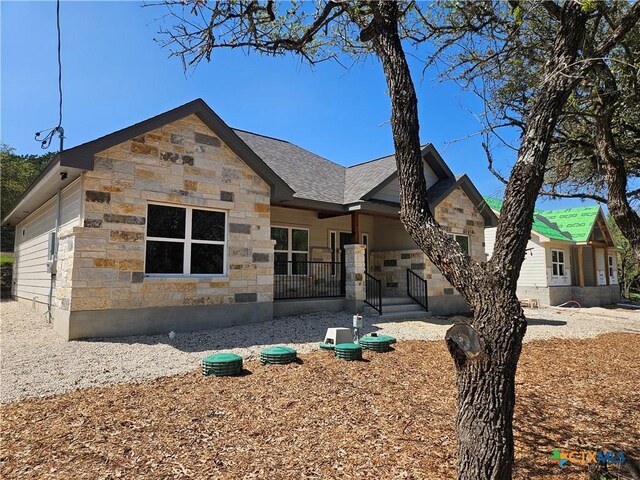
578,245,585,288
351,212,360,243
604,246,609,285
344,244,366,313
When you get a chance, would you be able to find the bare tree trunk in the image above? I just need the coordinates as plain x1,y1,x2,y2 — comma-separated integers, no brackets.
368,2,586,478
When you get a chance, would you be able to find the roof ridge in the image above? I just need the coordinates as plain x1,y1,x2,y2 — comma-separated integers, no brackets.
231,127,292,145
347,143,432,169
233,127,348,171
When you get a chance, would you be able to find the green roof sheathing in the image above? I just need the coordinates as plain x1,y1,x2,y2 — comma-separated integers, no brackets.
483,196,601,243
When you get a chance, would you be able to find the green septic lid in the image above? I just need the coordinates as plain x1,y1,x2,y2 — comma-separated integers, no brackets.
319,342,335,350
335,343,362,351
203,353,243,364
361,335,396,344
262,346,297,356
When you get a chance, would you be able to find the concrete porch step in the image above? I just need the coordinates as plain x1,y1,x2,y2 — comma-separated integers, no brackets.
362,296,430,319
380,296,415,306
377,310,432,320
380,303,425,313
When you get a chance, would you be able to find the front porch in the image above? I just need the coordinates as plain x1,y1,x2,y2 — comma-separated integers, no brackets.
270,198,486,316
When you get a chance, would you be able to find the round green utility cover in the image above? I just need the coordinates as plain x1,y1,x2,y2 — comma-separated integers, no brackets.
360,336,390,344
262,346,296,356
203,352,243,364
364,335,396,344
335,343,361,350
319,342,335,350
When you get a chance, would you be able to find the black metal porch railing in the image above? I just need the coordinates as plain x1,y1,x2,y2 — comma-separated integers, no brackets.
274,261,344,300
407,268,428,311
364,271,382,315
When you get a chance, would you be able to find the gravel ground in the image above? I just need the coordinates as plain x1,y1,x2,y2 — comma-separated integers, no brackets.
1,299,638,404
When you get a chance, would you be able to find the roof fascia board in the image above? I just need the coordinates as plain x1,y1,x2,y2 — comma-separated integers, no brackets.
2,155,61,225
423,143,455,179
593,208,616,245
584,206,605,243
428,175,499,227
58,99,294,200
4,100,296,225
273,197,348,213
2,163,83,226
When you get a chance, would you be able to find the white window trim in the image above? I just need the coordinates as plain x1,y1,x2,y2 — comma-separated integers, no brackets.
273,225,309,276
145,203,228,277
608,254,615,278
451,234,470,255
328,230,351,277
551,249,566,277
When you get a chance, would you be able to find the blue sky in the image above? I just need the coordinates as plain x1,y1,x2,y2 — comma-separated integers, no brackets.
1,1,594,208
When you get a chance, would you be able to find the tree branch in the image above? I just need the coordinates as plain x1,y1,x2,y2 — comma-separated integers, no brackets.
538,189,606,203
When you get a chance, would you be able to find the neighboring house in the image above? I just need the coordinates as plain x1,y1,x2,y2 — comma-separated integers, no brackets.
483,196,620,307
2,99,496,340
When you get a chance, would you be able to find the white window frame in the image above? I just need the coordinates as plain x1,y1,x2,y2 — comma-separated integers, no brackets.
361,233,369,272
551,249,565,277
451,234,470,255
144,203,228,277
329,230,351,277
272,225,309,276
608,254,615,278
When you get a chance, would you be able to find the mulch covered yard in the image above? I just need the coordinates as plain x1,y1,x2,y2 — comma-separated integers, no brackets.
1,333,638,479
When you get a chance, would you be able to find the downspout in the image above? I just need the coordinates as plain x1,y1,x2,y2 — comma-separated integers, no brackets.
47,187,62,323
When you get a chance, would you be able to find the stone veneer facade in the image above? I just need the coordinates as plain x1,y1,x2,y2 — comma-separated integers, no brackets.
371,187,485,301
53,114,274,339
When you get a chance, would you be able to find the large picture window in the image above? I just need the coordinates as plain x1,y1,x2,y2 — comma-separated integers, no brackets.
551,249,565,277
271,226,308,275
145,204,226,275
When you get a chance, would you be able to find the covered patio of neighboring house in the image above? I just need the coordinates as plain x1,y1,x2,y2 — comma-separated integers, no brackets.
241,132,499,317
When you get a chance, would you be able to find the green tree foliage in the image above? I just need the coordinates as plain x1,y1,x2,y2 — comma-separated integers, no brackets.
609,214,640,298
0,144,54,251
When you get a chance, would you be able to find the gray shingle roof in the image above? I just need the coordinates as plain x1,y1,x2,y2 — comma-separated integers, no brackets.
233,129,345,204
343,154,397,204
232,130,471,211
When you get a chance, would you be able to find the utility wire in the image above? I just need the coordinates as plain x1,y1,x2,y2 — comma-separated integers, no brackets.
56,0,62,129
35,0,64,151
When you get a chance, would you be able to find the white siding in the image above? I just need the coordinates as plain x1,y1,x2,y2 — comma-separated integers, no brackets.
485,227,548,287
371,162,439,203
13,180,82,304
595,248,607,285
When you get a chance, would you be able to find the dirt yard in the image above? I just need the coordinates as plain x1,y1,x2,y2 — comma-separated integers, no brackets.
2,299,639,404
1,333,638,479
